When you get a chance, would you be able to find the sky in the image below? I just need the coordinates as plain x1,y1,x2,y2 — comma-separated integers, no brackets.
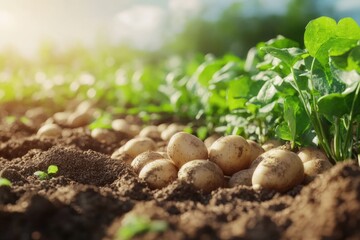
0,0,359,58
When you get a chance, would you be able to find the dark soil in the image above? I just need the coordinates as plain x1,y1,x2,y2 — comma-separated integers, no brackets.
0,109,360,240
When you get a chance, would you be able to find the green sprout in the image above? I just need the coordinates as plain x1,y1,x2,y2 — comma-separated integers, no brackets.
88,112,113,130
34,165,59,180
0,178,12,187
116,214,168,240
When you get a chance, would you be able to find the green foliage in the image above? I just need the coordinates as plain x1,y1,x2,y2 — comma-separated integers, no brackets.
262,16,360,163
34,165,59,180
1,13,359,164
0,178,12,187
116,215,168,240
89,112,113,130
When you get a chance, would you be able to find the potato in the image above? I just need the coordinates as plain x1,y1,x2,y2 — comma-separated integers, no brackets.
297,147,328,163
167,132,208,168
112,119,131,133
252,149,304,192
157,123,168,132
261,139,282,151
303,158,333,183
37,123,62,138
229,168,255,187
129,125,141,137
67,111,93,128
139,125,161,139
53,111,71,125
91,128,117,144
112,119,140,137
208,135,251,176
139,159,178,189
120,137,157,158
178,159,224,193
161,124,185,141
25,107,47,127
204,134,221,148
75,100,94,114
247,140,265,163
131,151,164,173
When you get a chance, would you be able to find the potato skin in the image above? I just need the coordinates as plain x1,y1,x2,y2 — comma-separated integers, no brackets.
178,159,224,193
229,168,255,187
297,147,328,163
91,128,117,144
303,158,333,183
204,134,221,149
261,139,282,152
139,159,178,189
247,140,265,163
131,151,164,174
37,123,62,138
139,125,161,140
208,135,251,176
167,132,208,168
161,124,184,141
121,137,157,158
252,149,304,192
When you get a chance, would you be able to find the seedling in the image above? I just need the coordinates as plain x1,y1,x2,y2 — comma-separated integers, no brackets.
116,214,168,240
0,178,12,187
34,165,59,180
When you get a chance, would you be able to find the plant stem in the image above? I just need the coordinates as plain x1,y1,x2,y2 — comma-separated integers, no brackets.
307,58,335,162
333,117,341,160
343,81,360,159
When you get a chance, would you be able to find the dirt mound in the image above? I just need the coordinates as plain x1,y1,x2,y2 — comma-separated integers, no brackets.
284,161,360,239
23,146,136,186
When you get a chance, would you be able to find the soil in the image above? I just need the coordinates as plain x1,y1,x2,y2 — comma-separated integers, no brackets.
0,105,360,240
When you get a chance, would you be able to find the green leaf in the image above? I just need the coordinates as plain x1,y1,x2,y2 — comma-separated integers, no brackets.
116,215,168,240
279,96,310,145
265,35,300,48
284,97,297,142
89,113,113,130
149,220,168,232
305,17,360,67
318,90,360,117
261,47,306,68
0,178,12,187
336,17,360,40
196,126,208,140
275,122,293,141
195,60,224,87
228,76,251,98
47,165,59,175
348,46,360,72
257,80,277,103
34,171,49,180
304,16,337,58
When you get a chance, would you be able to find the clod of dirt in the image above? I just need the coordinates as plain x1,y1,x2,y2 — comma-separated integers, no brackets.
154,180,209,203
0,186,18,204
0,166,28,184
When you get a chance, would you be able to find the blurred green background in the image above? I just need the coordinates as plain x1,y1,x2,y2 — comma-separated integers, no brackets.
0,0,359,59
0,0,359,108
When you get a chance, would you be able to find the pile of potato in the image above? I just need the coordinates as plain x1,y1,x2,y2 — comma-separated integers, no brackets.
108,123,333,193
34,107,333,193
